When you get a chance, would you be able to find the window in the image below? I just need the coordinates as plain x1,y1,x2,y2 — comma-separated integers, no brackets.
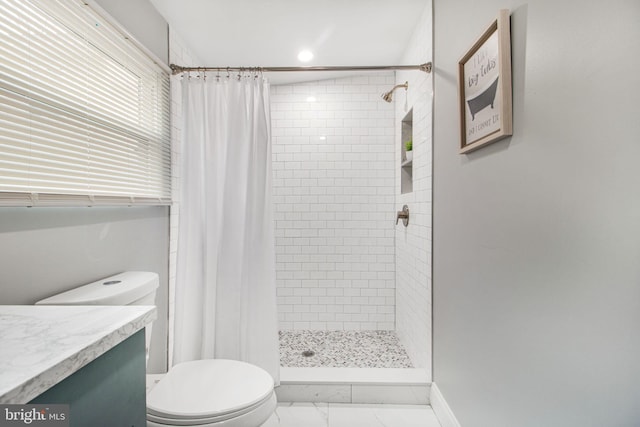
0,0,171,206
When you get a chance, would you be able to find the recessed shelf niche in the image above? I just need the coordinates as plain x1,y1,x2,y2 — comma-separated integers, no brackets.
401,109,413,194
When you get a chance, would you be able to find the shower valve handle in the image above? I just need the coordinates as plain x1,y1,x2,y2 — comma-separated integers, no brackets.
396,205,409,227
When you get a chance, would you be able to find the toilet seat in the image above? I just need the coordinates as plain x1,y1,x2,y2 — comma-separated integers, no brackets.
147,359,275,426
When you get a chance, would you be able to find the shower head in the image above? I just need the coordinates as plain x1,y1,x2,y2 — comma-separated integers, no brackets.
381,82,408,103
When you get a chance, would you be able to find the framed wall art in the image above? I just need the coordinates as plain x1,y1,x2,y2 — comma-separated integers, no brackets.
458,9,512,154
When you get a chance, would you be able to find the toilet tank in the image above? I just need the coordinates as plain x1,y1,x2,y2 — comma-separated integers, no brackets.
36,271,159,364
35,271,159,306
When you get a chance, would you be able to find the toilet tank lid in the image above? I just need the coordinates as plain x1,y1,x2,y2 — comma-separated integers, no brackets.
35,271,159,306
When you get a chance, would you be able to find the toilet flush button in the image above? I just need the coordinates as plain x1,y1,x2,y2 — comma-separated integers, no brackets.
103,280,121,285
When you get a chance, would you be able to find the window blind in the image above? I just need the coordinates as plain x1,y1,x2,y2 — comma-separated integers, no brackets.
0,0,171,206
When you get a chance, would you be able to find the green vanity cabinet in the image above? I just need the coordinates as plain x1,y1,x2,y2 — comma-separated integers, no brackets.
30,331,147,427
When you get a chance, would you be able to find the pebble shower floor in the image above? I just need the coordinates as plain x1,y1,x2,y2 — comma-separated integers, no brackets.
279,330,413,368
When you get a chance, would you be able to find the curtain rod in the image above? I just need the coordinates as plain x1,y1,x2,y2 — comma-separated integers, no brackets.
169,62,432,75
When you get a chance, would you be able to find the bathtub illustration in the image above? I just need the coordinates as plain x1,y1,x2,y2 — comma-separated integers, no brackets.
466,77,499,120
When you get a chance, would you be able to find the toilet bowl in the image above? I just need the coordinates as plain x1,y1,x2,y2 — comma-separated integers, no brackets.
36,272,276,427
147,359,276,427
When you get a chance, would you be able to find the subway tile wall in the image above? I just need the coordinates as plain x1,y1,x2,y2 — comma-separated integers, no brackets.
271,74,397,331
167,29,202,369
394,3,433,374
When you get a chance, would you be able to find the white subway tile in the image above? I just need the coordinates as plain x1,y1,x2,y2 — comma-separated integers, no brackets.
273,74,396,331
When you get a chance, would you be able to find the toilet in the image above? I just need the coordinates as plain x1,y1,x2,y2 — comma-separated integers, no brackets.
36,271,277,427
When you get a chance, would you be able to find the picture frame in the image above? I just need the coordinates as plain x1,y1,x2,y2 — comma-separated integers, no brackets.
458,9,512,154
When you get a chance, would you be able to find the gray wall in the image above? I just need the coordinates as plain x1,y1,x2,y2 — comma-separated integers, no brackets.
0,207,169,373
433,1,640,426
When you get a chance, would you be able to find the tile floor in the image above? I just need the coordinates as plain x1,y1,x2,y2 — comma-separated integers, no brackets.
279,330,413,368
260,402,441,427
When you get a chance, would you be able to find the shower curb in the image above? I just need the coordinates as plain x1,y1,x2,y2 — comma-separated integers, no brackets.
276,367,430,405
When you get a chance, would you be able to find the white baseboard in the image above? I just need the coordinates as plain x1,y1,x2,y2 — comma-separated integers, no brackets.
430,382,461,427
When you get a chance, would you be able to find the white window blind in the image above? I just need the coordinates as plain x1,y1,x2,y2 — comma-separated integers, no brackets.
0,0,171,206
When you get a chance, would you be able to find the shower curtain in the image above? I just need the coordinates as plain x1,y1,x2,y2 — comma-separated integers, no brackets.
173,72,279,383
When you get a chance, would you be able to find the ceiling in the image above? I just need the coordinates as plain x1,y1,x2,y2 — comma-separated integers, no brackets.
149,0,428,84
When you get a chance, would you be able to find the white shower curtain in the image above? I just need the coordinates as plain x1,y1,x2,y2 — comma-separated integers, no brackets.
173,72,279,383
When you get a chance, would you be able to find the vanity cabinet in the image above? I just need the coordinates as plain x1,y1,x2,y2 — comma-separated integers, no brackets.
30,331,146,427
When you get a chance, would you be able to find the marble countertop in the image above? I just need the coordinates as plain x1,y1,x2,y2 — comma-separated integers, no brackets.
0,305,156,404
